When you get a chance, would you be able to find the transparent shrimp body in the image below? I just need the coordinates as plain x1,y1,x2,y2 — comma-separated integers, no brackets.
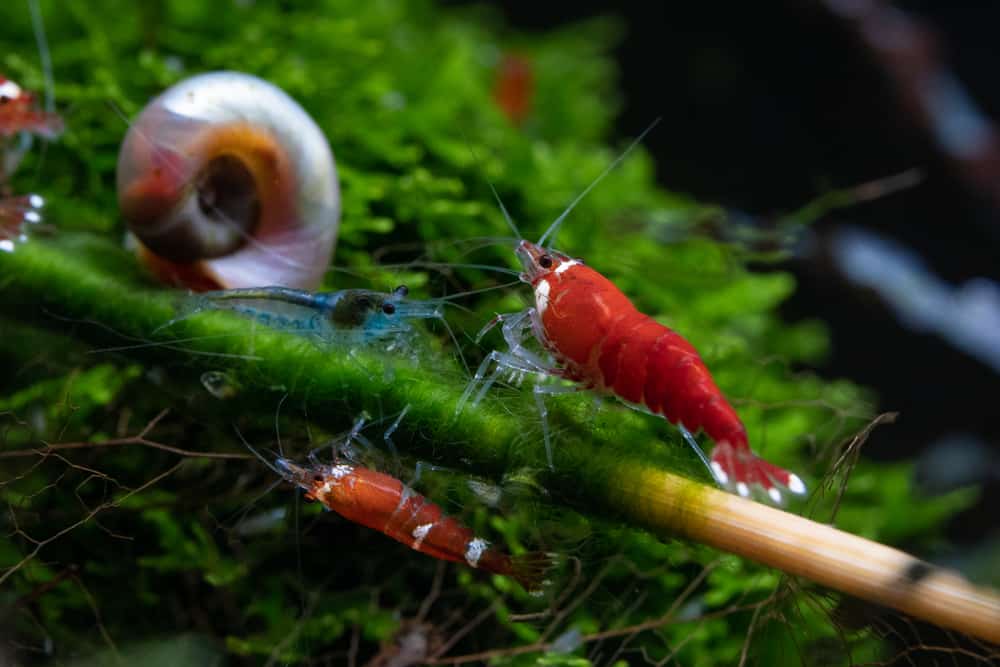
162,284,446,349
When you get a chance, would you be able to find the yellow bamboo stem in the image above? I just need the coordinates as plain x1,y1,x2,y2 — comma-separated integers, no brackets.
614,465,1000,644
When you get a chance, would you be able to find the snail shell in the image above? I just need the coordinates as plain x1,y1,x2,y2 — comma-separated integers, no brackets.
117,71,339,290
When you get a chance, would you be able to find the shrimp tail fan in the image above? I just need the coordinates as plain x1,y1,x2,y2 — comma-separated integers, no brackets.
507,551,559,592
710,440,806,505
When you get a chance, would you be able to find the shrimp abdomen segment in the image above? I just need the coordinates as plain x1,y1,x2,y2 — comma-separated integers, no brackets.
599,314,664,404
185,290,330,335
318,466,498,568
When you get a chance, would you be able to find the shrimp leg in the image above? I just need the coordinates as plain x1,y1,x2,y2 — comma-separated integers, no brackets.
533,382,581,470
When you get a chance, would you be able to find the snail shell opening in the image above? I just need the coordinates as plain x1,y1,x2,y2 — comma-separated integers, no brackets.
117,71,339,291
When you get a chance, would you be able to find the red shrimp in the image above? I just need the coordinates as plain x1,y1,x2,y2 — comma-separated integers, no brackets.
0,72,63,251
493,54,534,127
515,240,805,503
0,76,63,140
0,193,44,253
460,121,806,505
264,454,550,590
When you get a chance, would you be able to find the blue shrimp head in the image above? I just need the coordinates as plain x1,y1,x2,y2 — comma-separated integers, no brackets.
325,285,444,335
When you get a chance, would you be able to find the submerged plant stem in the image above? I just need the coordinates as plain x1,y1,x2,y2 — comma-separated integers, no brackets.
2,236,999,643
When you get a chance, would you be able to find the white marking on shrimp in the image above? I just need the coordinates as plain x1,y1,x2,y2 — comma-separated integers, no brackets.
710,462,728,486
736,482,750,497
464,537,489,568
330,464,353,480
787,474,806,495
535,279,551,315
411,523,432,549
768,487,782,504
0,80,22,99
553,259,580,275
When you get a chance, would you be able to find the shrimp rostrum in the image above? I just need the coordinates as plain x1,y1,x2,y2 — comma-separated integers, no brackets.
246,418,551,590
460,122,806,506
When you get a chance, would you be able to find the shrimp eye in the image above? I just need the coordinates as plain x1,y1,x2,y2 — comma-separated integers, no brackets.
539,254,553,269
313,474,324,483
382,302,396,315
0,96,8,105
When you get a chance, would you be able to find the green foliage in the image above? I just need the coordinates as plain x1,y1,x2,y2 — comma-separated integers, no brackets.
0,1,975,665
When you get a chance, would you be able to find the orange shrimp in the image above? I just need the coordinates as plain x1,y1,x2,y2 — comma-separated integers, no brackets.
273,457,549,589
460,121,806,505
242,419,551,590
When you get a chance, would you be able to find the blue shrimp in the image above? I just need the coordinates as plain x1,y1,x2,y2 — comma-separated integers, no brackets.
158,284,452,351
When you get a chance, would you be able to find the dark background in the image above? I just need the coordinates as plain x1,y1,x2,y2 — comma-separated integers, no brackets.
492,1,1000,561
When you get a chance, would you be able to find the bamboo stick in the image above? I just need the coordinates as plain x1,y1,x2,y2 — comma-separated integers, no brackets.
616,465,1000,644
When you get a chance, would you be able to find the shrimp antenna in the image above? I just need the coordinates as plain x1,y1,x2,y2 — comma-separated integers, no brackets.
537,117,662,248
27,0,54,113
461,129,523,240
487,179,522,241
233,423,285,478
375,261,521,278
434,279,523,302
274,392,289,458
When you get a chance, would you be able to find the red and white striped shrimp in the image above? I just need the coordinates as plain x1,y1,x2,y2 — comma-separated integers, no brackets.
0,75,61,252
0,4,64,251
242,420,551,590
0,76,63,142
459,122,806,505
272,457,549,589
0,193,44,253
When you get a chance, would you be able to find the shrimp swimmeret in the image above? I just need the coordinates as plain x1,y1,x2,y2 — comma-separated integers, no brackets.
159,284,451,348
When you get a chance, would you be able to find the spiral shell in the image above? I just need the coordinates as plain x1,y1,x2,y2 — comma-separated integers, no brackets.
117,71,339,290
